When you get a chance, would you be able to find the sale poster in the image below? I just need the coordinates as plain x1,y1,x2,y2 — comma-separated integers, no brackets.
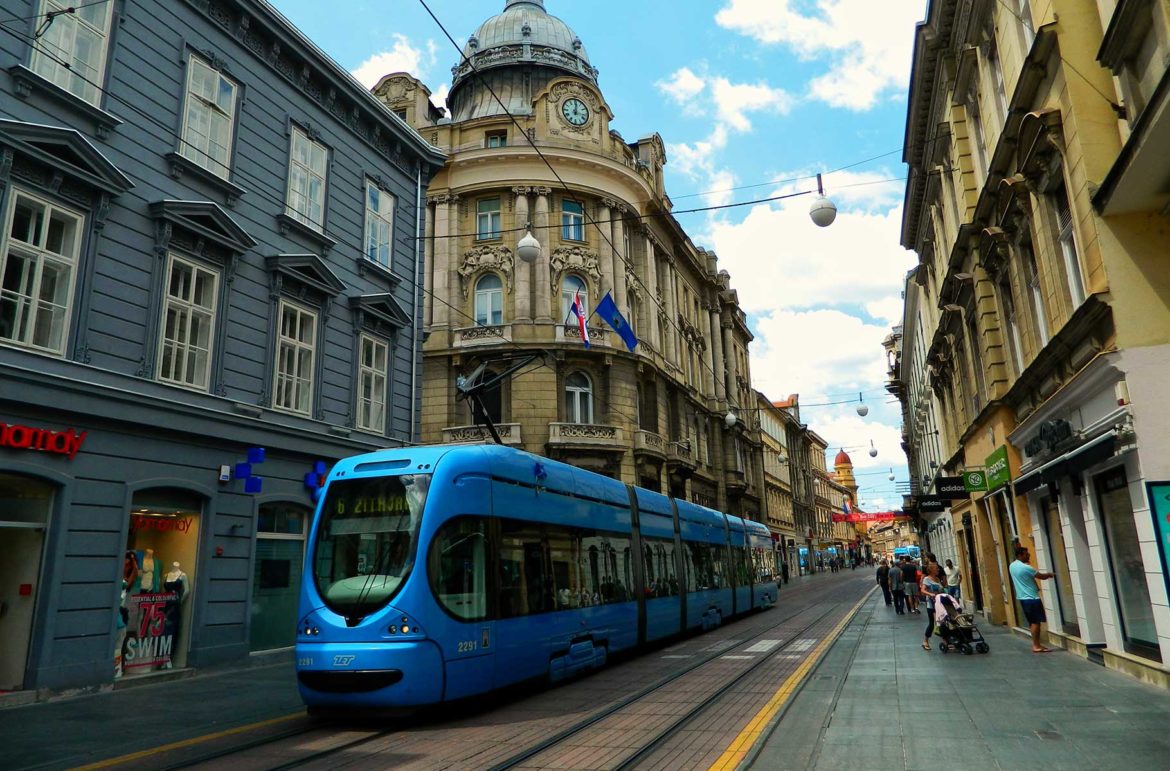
124,591,180,672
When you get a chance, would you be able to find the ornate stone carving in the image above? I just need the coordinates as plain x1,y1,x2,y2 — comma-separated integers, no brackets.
460,324,504,341
550,245,601,288
459,244,514,296
560,424,618,440
448,424,513,442
373,75,416,105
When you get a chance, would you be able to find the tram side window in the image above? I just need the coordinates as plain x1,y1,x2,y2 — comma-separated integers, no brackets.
713,544,729,589
498,520,552,617
428,517,488,620
737,545,751,586
687,542,720,590
641,537,678,597
579,532,631,604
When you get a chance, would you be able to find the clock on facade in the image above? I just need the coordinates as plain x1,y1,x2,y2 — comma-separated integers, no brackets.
560,97,589,126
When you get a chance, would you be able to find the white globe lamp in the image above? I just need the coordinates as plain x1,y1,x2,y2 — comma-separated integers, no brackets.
516,227,541,263
810,196,837,228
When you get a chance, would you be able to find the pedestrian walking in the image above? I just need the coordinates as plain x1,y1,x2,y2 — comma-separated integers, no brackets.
1010,545,1055,653
944,559,962,600
920,564,945,650
887,558,906,614
876,560,892,606
900,557,920,613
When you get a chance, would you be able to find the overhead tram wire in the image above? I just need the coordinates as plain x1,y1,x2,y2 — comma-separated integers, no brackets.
0,23,669,439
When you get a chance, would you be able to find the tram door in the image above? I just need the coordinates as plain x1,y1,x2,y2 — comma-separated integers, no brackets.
0,474,52,691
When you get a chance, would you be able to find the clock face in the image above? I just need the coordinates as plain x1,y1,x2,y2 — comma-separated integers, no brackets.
561,97,589,126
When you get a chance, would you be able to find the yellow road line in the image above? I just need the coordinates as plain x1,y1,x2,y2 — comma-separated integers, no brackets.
708,590,874,771
70,712,304,770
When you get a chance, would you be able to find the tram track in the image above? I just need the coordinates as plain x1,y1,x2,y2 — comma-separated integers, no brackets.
490,586,865,771
132,575,869,771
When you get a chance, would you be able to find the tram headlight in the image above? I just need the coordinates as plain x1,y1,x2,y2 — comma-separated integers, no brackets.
389,625,398,634
301,624,320,636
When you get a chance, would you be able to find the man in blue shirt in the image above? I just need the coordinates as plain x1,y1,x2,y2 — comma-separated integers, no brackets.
1009,545,1055,652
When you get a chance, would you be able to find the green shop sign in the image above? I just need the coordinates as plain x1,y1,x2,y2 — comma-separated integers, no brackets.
985,445,1010,492
963,470,988,492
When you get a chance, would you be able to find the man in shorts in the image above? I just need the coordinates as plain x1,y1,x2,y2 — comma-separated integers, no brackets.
1009,545,1055,653
901,557,920,613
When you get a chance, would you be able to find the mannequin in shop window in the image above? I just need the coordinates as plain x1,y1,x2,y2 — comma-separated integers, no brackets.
139,548,156,593
161,562,189,669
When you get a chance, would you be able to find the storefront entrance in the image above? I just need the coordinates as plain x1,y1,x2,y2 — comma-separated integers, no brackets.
249,502,308,651
120,489,202,678
1040,496,1080,637
0,473,52,691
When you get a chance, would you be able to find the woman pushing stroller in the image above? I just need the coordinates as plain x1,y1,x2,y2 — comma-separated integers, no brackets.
921,564,946,650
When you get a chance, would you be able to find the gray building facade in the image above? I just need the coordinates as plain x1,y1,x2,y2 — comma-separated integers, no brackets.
0,0,444,693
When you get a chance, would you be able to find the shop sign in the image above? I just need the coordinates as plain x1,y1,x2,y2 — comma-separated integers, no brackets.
1024,418,1073,458
130,515,194,534
1147,482,1170,600
985,446,1011,492
963,470,988,492
919,496,947,513
936,476,970,500
0,420,86,459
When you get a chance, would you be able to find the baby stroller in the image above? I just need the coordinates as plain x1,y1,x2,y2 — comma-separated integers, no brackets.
933,594,989,655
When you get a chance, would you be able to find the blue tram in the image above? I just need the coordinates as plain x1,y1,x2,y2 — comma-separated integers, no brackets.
294,444,778,708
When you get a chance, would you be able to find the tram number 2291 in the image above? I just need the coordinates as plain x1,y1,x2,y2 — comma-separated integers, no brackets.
456,640,478,653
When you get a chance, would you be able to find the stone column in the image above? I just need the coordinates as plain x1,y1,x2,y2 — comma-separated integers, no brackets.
429,194,451,328
710,306,726,401
423,200,435,327
597,200,615,297
642,231,659,351
660,256,677,364
533,188,552,322
611,206,629,317
667,262,681,367
513,187,531,322
722,319,736,403
701,301,717,398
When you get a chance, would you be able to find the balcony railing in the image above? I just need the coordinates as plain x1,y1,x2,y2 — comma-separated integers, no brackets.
453,323,512,348
634,429,666,456
547,422,624,449
441,423,522,445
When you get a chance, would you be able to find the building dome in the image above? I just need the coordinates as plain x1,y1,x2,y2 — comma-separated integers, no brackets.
448,0,599,121
834,448,853,467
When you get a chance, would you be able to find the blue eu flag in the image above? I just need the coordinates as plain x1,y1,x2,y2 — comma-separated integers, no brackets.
595,291,638,352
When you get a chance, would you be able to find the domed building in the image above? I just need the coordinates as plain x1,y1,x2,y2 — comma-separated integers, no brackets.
374,0,761,515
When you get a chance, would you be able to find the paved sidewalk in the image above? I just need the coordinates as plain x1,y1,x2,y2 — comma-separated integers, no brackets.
751,592,1170,770
1,657,303,771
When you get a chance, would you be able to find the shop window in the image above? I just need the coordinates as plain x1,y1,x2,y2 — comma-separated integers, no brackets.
0,473,53,691
121,489,203,678
1095,467,1160,656
250,503,308,651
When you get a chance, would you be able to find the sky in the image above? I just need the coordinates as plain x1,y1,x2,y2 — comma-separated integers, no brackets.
269,0,929,510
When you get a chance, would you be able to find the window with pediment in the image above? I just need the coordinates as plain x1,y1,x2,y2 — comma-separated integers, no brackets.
474,273,503,326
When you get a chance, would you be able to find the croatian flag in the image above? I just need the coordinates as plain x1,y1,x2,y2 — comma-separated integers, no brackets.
570,289,590,348
843,499,854,516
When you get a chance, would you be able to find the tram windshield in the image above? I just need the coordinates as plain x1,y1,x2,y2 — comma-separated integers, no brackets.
312,474,430,619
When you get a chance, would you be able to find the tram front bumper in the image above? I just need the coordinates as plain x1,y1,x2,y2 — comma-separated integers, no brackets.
295,640,443,707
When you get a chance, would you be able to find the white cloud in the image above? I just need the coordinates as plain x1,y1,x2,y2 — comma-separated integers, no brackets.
707,174,916,315
715,0,926,110
429,82,450,112
659,67,706,105
710,77,793,131
350,34,432,88
864,296,905,326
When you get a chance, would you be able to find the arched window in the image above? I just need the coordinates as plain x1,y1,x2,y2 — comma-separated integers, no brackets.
474,273,503,326
565,371,593,424
468,367,503,425
560,274,588,325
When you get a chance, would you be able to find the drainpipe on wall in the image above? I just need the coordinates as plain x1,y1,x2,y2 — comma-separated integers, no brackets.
411,164,423,444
